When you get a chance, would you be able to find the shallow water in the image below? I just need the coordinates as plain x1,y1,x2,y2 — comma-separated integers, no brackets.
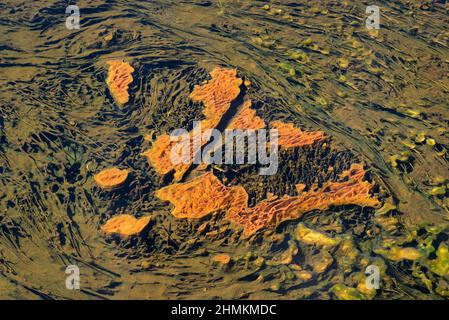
0,0,448,299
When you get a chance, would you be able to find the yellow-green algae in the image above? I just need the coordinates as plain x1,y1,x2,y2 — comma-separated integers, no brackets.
295,224,341,248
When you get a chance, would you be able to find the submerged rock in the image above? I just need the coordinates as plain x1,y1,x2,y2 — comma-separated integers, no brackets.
335,237,359,273
229,163,380,236
189,67,243,128
144,67,380,238
155,172,248,219
310,251,333,274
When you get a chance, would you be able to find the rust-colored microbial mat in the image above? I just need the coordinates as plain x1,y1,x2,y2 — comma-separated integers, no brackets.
227,163,380,236
271,120,325,149
190,67,243,128
156,172,248,219
106,60,134,105
94,167,129,190
101,214,151,236
227,100,266,130
144,67,244,181
157,164,378,236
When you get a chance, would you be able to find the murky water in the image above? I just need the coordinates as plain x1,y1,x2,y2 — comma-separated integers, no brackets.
1,0,448,299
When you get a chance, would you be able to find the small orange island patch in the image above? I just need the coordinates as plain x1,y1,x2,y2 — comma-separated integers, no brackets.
94,167,129,190
101,214,151,236
106,60,134,105
212,254,231,265
228,163,380,236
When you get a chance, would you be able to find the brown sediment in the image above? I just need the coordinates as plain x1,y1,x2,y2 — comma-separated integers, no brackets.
157,164,379,236
271,120,325,149
227,100,266,130
106,60,134,105
227,163,380,236
155,172,248,219
101,214,151,236
94,167,129,190
143,67,243,181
